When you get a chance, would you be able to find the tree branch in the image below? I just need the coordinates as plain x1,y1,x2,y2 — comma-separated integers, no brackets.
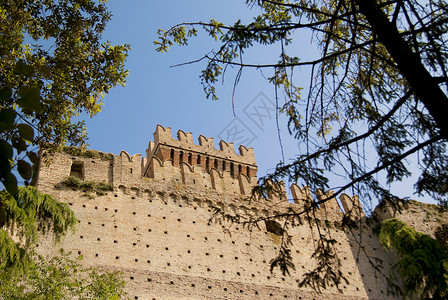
273,90,413,176
315,134,442,207
354,0,448,138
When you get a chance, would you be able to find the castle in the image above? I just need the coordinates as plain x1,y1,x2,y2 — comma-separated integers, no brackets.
35,125,445,300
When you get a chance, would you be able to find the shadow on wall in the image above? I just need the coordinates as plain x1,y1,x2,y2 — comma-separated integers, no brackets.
344,209,399,299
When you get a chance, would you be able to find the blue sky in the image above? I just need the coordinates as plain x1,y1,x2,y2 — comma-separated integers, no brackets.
80,0,433,206
85,0,295,177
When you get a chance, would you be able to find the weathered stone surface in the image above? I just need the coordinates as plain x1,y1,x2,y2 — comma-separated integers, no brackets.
35,125,447,300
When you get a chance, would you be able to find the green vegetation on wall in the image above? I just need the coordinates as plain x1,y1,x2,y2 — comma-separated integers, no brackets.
62,146,115,161
379,218,448,299
60,176,113,197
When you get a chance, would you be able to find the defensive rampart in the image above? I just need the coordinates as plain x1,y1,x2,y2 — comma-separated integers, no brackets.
34,125,445,300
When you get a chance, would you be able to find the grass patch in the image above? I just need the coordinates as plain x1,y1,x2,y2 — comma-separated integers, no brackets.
62,146,114,161
61,176,113,194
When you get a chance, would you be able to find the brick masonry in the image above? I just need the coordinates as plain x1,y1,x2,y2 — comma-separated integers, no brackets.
35,125,447,300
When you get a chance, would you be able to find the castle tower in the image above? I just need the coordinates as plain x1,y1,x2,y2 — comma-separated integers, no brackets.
143,124,258,179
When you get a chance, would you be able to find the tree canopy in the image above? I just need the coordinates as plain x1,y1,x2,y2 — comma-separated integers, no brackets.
0,1,130,297
155,0,448,207
0,0,129,194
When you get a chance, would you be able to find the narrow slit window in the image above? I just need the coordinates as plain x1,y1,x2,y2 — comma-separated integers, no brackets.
222,161,226,171
197,155,201,165
206,157,209,170
170,149,175,165
214,159,218,169
188,153,192,165
246,166,250,177
179,151,183,164
230,163,234,177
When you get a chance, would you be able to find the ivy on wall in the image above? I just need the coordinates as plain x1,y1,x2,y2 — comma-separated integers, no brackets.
379,218,448,299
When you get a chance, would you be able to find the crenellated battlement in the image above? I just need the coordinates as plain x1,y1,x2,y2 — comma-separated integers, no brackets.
152,125,256,160
35,125,365,216
35,126,366,223
289,184,364,219
36,125,259,198
144,125,257,180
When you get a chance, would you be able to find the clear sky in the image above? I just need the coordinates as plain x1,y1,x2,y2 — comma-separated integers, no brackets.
80,0,433,206
84,0,297,178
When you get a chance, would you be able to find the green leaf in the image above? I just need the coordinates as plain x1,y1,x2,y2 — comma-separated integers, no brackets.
40,65,51,77
17,124,34,141
0,140,13,160
0,87,12,102
0,109,16,132
18,160,32,180
0,157,11,176
14,60,34,77
17,86,42,113
3,173,18,195
11,137,27,153
27,151,38,164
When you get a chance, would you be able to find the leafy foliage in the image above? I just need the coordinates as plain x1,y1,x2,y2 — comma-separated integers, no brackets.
435,223,448,249
0,186,77,270
0,1,129,296
270,247,295,276
0,0,129,194
299,236,347,293
0,249,128,300
208,202,349,291
379,218,448,299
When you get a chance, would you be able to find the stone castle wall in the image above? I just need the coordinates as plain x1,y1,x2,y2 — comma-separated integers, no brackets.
34,125,444,300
